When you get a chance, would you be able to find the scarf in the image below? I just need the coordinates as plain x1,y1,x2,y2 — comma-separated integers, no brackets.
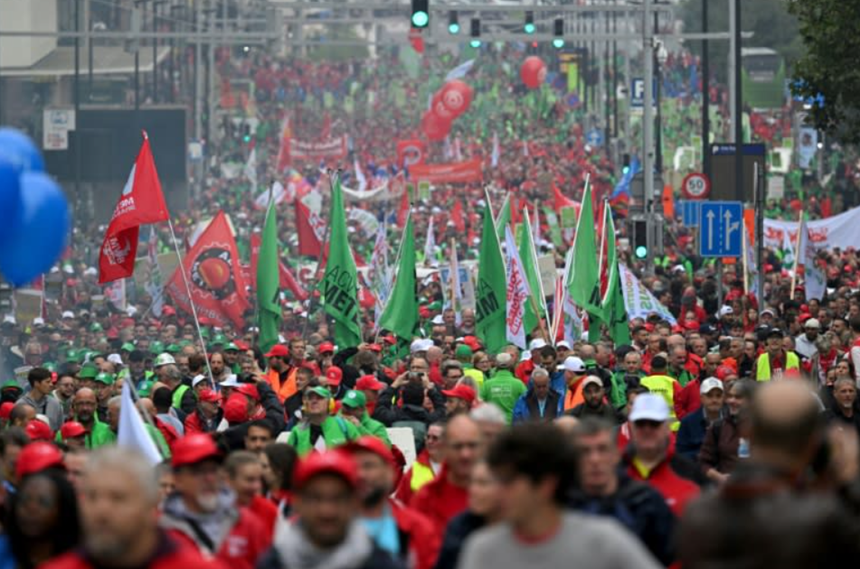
274,519,373,569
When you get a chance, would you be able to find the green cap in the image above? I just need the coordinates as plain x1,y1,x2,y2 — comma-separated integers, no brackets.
138,381,153,397
90,322,103,332
341,390,366,409
78,362,99,380
149,341,165,355
225,342,239,352
1,380,21,392
455,344,473,359
212,334,228,345
66,347,79,360
121,343,135,352
94,372,115,386
199,327,211,339
43,362,56,372
428,301,443,311
306,386,331,399
178,340,192,348
583,359,597,368
166,343,182,354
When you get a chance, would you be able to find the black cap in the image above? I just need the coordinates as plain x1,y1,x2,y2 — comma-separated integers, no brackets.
766,328,785,340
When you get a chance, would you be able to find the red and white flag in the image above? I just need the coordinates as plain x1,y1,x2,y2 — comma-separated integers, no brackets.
99,132,169,284
503,226,531,349
295,199,323,257
165,211,250,329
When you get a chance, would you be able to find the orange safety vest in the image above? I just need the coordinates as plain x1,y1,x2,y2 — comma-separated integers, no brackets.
563,376,586,411
267,367,298,401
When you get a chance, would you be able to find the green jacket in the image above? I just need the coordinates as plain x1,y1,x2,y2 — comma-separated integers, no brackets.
287,416,360,456
64,416,116,449
480,369,527,424
146,424,172,459
356,412,391,446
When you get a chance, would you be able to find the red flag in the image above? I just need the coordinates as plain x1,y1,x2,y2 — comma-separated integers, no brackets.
249,234,309,301
99,132,169,284
451,200,465,232
165,211,250,329
295,200,322,257
552,182,580,214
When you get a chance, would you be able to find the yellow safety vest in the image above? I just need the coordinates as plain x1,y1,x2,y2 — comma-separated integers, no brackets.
640,374,680,432
755,352,800,382
410,460,436,493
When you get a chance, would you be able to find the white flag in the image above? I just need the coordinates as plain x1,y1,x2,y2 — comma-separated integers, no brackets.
504,226,531,349
799,219,827,301
532,203,541,247
491,132,500,169
354,156,368,193
782,225,796,269
445,59,475,82
254,181,286,209
424,215,436,265
144,231,163,318
522,141,529,157
370,223,391,326
118,382,162,466
244,147,257,190
743,223,758,297
104,279,126,312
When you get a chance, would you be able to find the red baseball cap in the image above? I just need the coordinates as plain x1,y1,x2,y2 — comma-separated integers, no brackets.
25,420,54,442
441,384,477,403
715,365,736,381
463,336,482,350
16,441,64,479
171,434,221,468
162,306,176,316
326,366,343,386
318,342,335,354
0,402,14,419
293,450,358,490
368,343,383,353
198,388,222,403
234,383,259,401
265,345,289,358
356,375,386,391
60,421,86,439
233,340,249,351
382,335,396,345
344,436,395,470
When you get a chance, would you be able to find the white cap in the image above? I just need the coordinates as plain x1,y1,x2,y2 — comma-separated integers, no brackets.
84,267,98,276
35,414,51,426
61,311,75,319
563,356,586,373
629,393,670,422
126,306,138,316
192,374,208,388
32,317,45,327
520,350,532,362
805,318,821,329
410,338,434,353
761,308,775,317
718,305,733,317
63,265,74,274
556,340,571,349
581,375,604,391
529,338,548,351
107,354,123,365
153,353,176,367
431,315,445,325
496,352,513,366
700,377,725,395
220,375,241,387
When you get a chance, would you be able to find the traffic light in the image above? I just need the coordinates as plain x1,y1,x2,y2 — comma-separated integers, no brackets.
242,123,251,144
553,18,564,48
411,0,429,28
633,219,648,259
448,11,459,34
524,11,535,34
622,153,631,175
470,18,481,48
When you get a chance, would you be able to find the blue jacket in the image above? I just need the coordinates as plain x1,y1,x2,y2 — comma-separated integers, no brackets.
676,407,719,460
550,370,566,397
512,388,564,423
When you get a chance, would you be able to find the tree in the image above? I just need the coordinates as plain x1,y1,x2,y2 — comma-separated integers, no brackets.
788,0,860,144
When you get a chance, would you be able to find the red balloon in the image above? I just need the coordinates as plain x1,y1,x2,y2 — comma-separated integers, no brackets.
198,257,231,290
421,111,450,142
520,56,547,90
431,92,456,122
440,80,473,116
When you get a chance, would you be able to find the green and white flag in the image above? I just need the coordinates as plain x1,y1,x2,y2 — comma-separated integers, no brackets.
378,212,419,340
476,198,507,353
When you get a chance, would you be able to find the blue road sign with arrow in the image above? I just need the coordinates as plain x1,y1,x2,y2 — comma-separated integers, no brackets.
699,201,742,257
585,128,604,147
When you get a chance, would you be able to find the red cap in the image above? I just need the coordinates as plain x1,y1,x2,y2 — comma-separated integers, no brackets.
171,434,221,468
25,420,54,442
463,336,482,350
60,421,86,439
344,436,395,469
198,388,222,403
293,450,359,490
441,384,477,403
382,335,396,345
16,441,64,479
265,345,289,358
368,343,383,353
234,383,259,401
162,306,176,316
318,341,335,354
223,394,250,424
0,402,14,419
233,340,249,351
683,321,700,331
356,375,386,391
326,366,343,386
715,365,735,381
419,306,431,319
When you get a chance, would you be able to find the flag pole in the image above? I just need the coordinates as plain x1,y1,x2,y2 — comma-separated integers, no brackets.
741,219,750,295
300,170,336,338
166,218,216,388
513,218,550,344
789,209,803,300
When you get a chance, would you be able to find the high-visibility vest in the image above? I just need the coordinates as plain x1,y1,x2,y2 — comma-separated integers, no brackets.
171,385,191,410
410,460,436,493
640,374,680,431
755,351,800,382
267,367,298,400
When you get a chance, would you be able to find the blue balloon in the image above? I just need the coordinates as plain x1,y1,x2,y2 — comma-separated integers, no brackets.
0,158,22,244
0,172,70,287
0,127,45,173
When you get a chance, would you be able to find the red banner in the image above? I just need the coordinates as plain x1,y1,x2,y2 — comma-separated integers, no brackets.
396,139,426,168
408,159,483,184
290,136,348,161
166,211,250,329
295,200,323,257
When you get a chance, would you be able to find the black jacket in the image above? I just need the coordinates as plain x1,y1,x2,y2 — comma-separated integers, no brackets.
433,512,486,569
373,386,444,426
568,474,676,566
257,542,405,569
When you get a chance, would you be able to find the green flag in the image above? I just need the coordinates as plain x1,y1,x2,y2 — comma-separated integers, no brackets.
517,209,547,339
476,199,507,353
378,213,418,340
494,194,511,240
599,204,630,346
320,175,362,348
257,200,281,353
567,179,603,321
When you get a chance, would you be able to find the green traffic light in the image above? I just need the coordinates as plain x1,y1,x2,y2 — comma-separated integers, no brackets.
622,166,630,174
412,10,429,27
553,38,565,49
635,245,647,259
524,22,535,34
243,135,251,143
449,22,460,34
470,39,481,48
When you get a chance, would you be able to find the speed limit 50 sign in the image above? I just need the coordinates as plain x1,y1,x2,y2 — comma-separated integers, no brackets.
682,172,711,200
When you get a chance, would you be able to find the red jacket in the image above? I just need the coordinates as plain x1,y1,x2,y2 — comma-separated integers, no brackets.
39,532,226,569
394,449,437,505
389,499,441,569
676,379,702,419
248,495,279,538
155,417,180,452
625,449,700,517
161,504,269,569
410,466,468,538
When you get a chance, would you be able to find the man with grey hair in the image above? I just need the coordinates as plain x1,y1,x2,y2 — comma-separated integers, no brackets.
824,377,860,437
512,367,563,423
41,447,222,569
161,364,196,416
480,353,526,424
106,395,172,459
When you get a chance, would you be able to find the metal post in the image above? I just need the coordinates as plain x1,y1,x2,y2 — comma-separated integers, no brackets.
152,2,158,103
74,0,81,198
643,0,655,273
195,0,203,144
654,12,663,178
701,0,710,177
755,161,764,309
728,0,737,142
603,1,610,138
733,0,743,203
86,0,93,98
612,0,618,138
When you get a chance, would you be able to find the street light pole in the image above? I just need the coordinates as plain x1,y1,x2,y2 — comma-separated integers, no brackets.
643,0,655,273
701,0,710,177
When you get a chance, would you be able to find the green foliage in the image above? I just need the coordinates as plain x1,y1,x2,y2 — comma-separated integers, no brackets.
680,0,801,84
788,0,860,144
